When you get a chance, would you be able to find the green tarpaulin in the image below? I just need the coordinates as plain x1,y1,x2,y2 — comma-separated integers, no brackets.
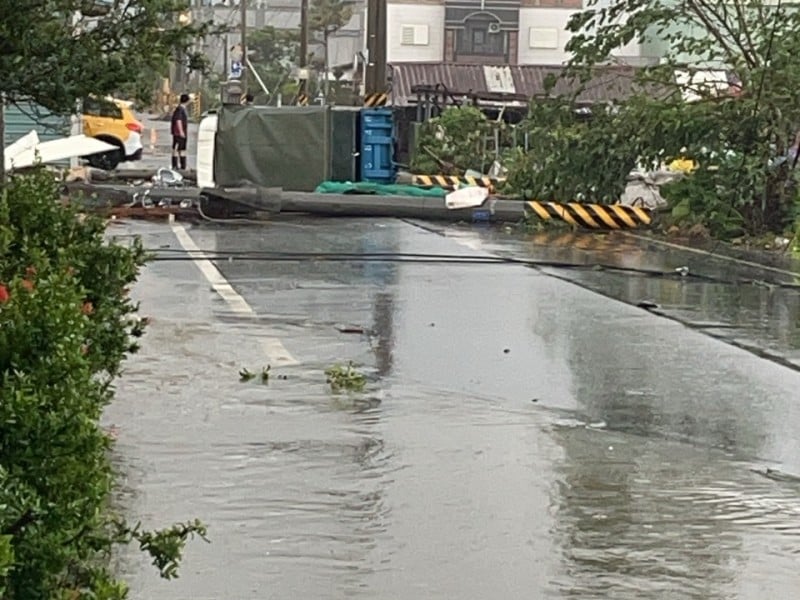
214,106,331,192
315,181,445,197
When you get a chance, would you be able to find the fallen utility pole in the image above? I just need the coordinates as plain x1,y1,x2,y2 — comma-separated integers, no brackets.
79,167,197,184
279,192,526,221
62,184,654,228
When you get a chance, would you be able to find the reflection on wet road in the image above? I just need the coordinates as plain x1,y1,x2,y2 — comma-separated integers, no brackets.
107,219,800,599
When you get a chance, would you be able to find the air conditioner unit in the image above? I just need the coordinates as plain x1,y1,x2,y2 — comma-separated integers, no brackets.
488,22,501,34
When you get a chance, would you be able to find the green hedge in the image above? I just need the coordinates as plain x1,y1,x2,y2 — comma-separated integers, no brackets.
0,171,204,599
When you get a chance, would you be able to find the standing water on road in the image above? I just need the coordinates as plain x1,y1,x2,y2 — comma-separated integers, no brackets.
107,219,800,599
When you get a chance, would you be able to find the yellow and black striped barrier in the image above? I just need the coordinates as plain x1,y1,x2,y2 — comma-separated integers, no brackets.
364,92,389,107
297,93,309,106
526,201,652,230
412,174,506,193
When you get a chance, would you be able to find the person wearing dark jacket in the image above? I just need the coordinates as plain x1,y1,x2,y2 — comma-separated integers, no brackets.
171,93,190,170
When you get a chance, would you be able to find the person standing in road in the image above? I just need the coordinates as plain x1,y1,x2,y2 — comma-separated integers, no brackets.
171,93,190,171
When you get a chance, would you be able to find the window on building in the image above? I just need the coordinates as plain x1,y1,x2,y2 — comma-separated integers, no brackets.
457,17,506,57
401,24,430,46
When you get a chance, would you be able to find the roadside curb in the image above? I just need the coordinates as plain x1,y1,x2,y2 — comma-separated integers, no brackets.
621,231,800,279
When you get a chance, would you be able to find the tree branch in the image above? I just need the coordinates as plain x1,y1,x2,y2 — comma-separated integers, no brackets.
687,0,757,68
731,0,758,63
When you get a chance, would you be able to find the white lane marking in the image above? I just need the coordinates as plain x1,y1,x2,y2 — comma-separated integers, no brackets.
262,338,300,366
170,224,299,365
450,236,484,251
171,224,254,315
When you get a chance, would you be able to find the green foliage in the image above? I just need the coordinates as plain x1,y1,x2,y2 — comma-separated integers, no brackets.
0,0,217,176
0,170,204,598
0,535,12,597
505,0,800,236
122,519,208,580
411,106,496,175
325,362,366,392
0,0,213,113
248,26,302,102
309,0,353,41
504,100,639,203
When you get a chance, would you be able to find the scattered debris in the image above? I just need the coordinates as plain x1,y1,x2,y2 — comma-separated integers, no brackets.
336,325,366,334
260,365,271,384
325,362,366,392
637,300,660,310
675,266,690,277
239,368,256,382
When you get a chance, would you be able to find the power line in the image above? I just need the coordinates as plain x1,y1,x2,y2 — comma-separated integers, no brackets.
142,249,800,288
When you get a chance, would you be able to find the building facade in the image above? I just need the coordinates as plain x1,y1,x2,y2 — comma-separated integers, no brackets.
387,0,649,66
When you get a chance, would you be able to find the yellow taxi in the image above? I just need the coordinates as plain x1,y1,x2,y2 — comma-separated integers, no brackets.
82,97,144,169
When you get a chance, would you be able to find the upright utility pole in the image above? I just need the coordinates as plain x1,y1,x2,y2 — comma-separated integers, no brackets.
364,0,387,96
240,0,248,91
299,0,308,99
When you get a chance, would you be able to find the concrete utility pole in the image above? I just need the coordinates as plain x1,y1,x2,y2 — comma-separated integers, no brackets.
364,0,387,95
299,0,309,98
240,0,248,92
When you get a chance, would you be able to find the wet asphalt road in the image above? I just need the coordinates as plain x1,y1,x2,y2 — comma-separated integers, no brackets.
106,217,800,599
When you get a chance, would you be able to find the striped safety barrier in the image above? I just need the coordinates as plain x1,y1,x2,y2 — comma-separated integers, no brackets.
526,201,652,230
412,174,506,192
364,92,389,107
297,93,309,106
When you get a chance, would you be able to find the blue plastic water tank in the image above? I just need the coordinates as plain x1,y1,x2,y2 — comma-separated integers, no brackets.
360,108,396,183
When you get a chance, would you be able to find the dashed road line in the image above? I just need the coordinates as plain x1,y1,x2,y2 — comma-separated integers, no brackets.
170,223,299,365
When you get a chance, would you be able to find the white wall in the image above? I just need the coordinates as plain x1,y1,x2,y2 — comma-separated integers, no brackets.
517,8,572,65
387,4,445,62
517,7,643,66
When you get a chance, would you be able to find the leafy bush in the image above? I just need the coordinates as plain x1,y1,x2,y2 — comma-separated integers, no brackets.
541,0,800,237
503,99,641,203
0,170,204,598
410,106,497,175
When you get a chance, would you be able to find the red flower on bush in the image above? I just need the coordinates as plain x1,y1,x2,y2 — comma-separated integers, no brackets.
21,279,35,292
0,284,9,304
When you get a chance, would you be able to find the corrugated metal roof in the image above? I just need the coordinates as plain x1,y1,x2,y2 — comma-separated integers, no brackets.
4,102,70,147
389,63,651,106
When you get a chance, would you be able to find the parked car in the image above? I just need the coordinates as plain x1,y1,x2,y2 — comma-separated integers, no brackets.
82,97,143,169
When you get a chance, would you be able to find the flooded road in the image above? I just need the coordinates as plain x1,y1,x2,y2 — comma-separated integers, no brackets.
107,219,800,599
